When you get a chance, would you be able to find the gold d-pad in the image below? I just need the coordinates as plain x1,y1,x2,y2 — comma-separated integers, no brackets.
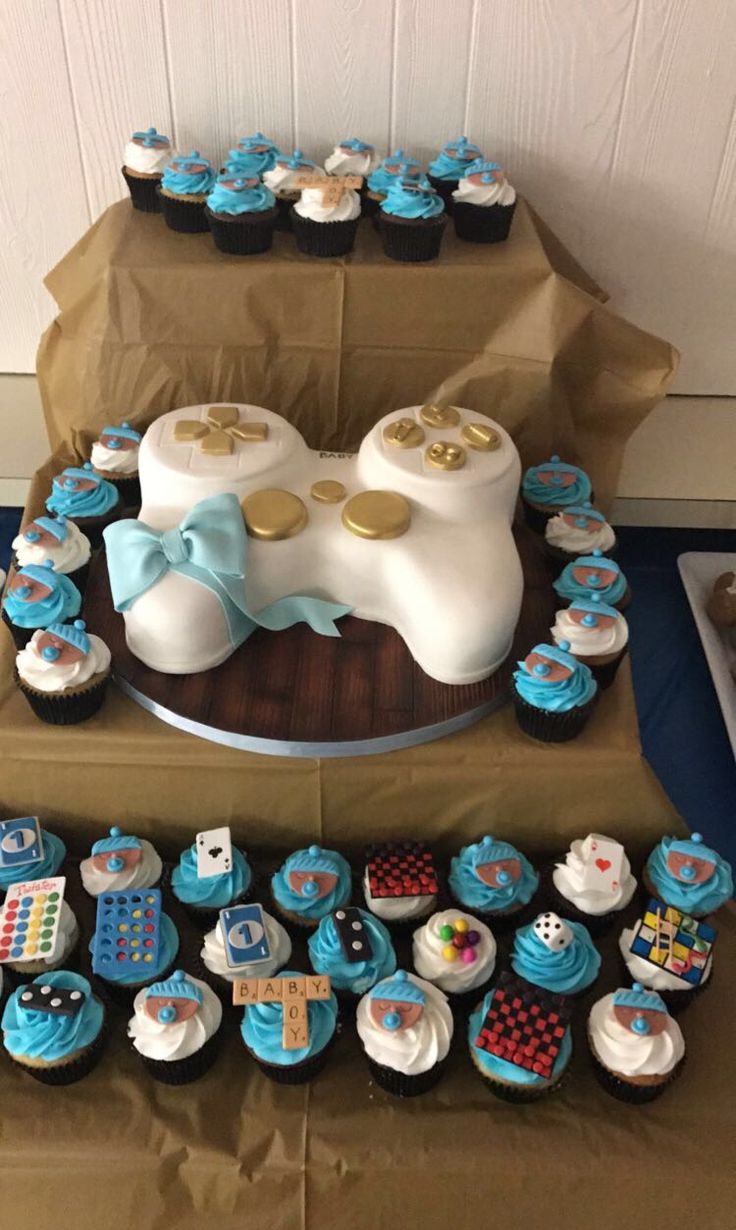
383,418,425,449
425,441,466,471
420,404,461,429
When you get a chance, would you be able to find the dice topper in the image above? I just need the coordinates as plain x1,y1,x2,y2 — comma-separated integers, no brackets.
0,817,43,870
233,973,331,1050
220,903,271,969
533,912,573,951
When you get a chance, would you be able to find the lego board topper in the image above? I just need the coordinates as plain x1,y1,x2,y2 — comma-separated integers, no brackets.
365,840,438,900
630,898,716,987
196,826,232,878
296,173,363,206
220,903,271,969
232,973,331,1049
0,876,66,965
473,970,572,1078
0,817,43,870
92,888,162,978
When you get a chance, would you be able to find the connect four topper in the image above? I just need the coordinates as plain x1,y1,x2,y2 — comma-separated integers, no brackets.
92,887,162,978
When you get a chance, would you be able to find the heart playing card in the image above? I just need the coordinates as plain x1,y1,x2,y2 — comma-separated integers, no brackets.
579,834,624,892
196,826,233,878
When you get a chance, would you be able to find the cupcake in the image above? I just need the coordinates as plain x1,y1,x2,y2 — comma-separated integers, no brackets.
452,160,517,243
3,901,80,979
128,970,222,1084
122,126,172,212
588,984,685,1103
363,840,439,927
553,550,631,611
706,571,736,636
550,594,629,689
512,640,598,743
263,149,325,229
364,149,421,215
378,177,446,262
14,620,111,725
206,172,277,255
46,461,121,548
200,905,292,997
356,969,453,1097
412,909,496,1006
643,832,733,918
90,888,179,1005
544,501,616,562
468,971,573,1102
226,132,282,177
2,970,106,1085
550,834,637,933
619,898,716,1014
239,969,338,1084
90,422,142,506
170,836,252,923
0,820,66,900
521,455,593,534
448,835,539,930
271,845,351,928
511,911,601,996
2,562,81,650
80,826,162,897
308,907,396,1004
291,182,361,257
12,515,91,596
427,136,483,212
324,137,379,177
157,151,217,233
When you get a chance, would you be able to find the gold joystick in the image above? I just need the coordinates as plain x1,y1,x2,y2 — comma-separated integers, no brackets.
383,418,425,449
241,489,308,541
310,480,347,504
342,491,411,540
461,422,500,452
420,404,461,429
425,441,466,471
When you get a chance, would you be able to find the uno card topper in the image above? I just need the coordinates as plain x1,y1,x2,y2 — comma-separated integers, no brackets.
630,898,717,988
233,973,331,1050
92,887,162,979
0,876,66,966
220,903,271,969
473,970,573,1079
0,817,43,870
577,834,624,894
196,826,233,879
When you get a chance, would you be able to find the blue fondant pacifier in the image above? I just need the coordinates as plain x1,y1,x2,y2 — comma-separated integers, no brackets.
107,855,125,872
24,529,40,542
158,1004,177,1024
533,662,551,676
302,879,319,898
631,1014,650,1035
382,1010,401,1030
41,645,61,662
15,584,32,598
497,869,512,885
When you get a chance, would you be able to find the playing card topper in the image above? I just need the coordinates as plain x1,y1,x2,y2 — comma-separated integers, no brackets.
630,899,717,988
233,974,331,1050
196,826,233,879
0,817,43,870
220,903,271,969
577,834,624,893
0,876,66,966
92,888,161,978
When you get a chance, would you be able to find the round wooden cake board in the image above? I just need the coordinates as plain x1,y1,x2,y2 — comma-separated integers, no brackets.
85,528,555,757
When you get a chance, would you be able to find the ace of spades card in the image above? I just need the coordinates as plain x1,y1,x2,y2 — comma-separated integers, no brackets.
579,834,624,893
196,826,233,879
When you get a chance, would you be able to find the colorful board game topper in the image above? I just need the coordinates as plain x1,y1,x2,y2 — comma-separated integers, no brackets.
173,406,269,456
196,826,232,879
332,908,373,964
630,898,716,987
369,970,425,1031
437,916,480,965
233,973,331,1049
92,888,162,978
576,834,624,894
17,982,86,1016
473,971,572,1078
144,970,202,1024
220,903,271,969
296,173,363,206
0,817,43,870
365,840,438,900
0,876,66,965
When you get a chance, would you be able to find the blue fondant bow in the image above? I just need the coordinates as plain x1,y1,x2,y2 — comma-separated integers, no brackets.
103,493,350,648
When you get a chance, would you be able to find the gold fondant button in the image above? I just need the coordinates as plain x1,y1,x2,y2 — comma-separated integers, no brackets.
207,406,240,429
425,441,466,471
420,403,461,429
461,422,501,452
230,421,268,442
241,489,308,541
383,418,425,449
200,429,234,456
342,490,411,540
311,480,347,504
173,420,208,441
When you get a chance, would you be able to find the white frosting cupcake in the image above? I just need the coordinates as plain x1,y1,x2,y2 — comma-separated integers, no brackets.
16,630,110,694
128,973,222,1062
90,441,139,475
545,507,616,556
553,835,637,916
80,827,162,897
324,141,379,177
356,971,453,1077
12,518,90,576
124,128,172,176
588,990,684,1078
453,174,516,207
551,607,628,659
412,909,496,994
201,911,292,983
294,187,361,223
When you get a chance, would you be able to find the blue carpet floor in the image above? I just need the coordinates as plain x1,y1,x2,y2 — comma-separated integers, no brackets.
1,508,734,867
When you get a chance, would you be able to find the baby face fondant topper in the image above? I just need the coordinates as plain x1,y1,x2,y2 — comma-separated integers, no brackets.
288,845,338,901
524,649,573,684
10,571,53,604
369,971,426,1032
144,970,202,1024
90,826,143,875
666,833,715,884
612,984,668,1036
474,836,521,889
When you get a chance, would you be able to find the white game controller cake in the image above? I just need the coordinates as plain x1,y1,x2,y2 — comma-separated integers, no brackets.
104,402,523,685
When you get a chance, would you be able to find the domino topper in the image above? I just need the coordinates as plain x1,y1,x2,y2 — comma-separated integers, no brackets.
220,903,271,969
331,907,374,964
629,898,717,987
0,875,66,966
0,817,43,870
196,826,233,879
473,971,573,1079
92,888,162,979
17,982,86,1017
233,973,331,1050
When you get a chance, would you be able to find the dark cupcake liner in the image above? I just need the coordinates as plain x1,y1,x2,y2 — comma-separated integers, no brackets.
378,214,447,263
3,609,35,650
14,666,109,725
98,473,141,510
206,207,277,255
274,195,299,231
521,499,555,535
589,1049,684,1104
250,1039,334,1085
453,200,516,244
65,506,122,551
473,1057,570,1104
427,175,458,214
290,209,360,257
367,1054,447,1098
9,1015,107,1086
584,651,627,691
362,192,384,217
513,688,597,744
121,167,162,213
156,187,210,233
139,1026,222,1085
616,953,711,1016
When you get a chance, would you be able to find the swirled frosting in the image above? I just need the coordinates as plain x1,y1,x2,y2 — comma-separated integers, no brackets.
2,970,103,1062
428,138,483,181
228,134,282,176
0,829,65,890
4,569,81,630
8,901,79,969
201,910,292,982
362,869,436,921
271,846,352,921
553,555,628,605
128,974,221,1061
412,909,496,993
381,178,444,219
522,458,592,508
645,835,733,914
47,467,120,519
449,836,539,914
240,969,337,1066
263,152,324,194
453,161,516,207
324,140,379,176
13,518,90,575
16,629,110,693
308,909,396,993
207,177,275,216
367,151,421,194
551,605,628,658
80,837,162,897
91,443,139,476
171,842,251,908
124,128,171,175
356,972,453,1075
468,990,572,1086
618,924,713,992
89,911,178,985
588,991,684,1076
294,186,361,223
511,918,601,994
545,509,616,554
513,643,597,712
161,153,216,197
553,836,637,915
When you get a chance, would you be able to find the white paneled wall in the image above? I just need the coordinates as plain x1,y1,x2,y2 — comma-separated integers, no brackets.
0,0,734,395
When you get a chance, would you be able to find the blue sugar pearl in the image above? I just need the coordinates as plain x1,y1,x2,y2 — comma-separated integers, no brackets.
586,572,600,586
107,855,125,872
302,879,319,898
108,437,121,449
680,863,697,880
582,614,598,628
63,478,77,490
497,869,512,885
631,1015,650,1035
24,529,40,542
158,1005,177,1024
533,663,551,677
41,646,61,661
15,585,32,598
382,1011,401,1031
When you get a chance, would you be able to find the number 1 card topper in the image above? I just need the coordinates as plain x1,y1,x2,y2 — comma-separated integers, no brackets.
233,973,332,1049
0,817,43,870
296,173,363,207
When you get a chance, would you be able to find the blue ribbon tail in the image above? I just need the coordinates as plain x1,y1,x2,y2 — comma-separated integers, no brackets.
255,597,352,637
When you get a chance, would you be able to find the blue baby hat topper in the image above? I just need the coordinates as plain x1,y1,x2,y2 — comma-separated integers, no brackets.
522,641,576,677
286,149,312,169
340,137,372,151
176,150,210,170
573,549,622,578
445,136,482,160
570,593,620,627
59,462,100,491
613,983,667,1034
13,560,57,597
565,501,606,529
290,845,338,898
464,158,502,183
24,515,68,544
41,619,90,661
472,835,519,879
101,422,141,448
133,127,169,148
145,969,202,1023
91,825,142,873
370,970,425,1031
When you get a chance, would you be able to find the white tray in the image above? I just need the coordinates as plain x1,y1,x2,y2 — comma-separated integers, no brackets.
678,552,736,758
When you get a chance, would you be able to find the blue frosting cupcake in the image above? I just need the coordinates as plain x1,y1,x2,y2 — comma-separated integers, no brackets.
449,835,538,927
206,172,277,255
0,822,66,895
158,151,217,233
227,132,282,177
512,640,597,743
553,549,630,610
2,970,105,1084
45,462,120,548
308,907,396,995
521,455,593,533
3,562,81,649
170,841,252,915
379,177,446,262
367,150,422,197
240,969,338,1084
271,845,352,927
645,832,733,917
511,912,601,995
428,136,483,182
468,979,572,1101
